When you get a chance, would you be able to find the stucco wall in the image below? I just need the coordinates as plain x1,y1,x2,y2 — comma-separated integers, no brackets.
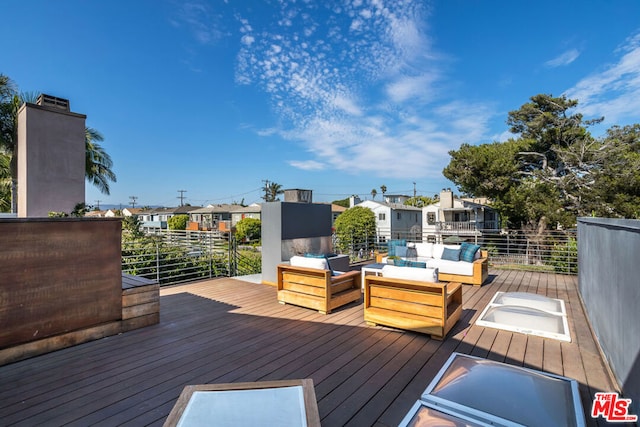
17,102,86,217
577,217,640,415
261,202,332,284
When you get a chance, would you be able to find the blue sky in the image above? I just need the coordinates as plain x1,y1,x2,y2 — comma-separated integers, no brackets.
3,1,640,208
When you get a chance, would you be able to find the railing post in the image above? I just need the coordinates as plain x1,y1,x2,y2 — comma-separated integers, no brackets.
209,231,213,279
156,241,160,284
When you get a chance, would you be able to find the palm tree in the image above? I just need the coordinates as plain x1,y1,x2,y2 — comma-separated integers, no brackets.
85,127,116,195
371,188,377,200
262,181,284,202
0,152,11,212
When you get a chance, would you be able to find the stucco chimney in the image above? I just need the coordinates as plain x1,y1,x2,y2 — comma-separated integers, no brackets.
440,189,454,209
36,94,70,112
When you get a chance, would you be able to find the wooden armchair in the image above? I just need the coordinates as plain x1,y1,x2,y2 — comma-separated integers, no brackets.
363,268,462,340
277,263,361,314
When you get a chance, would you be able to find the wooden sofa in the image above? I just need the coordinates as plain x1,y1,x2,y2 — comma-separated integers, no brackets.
439,250,488,286
277,264,362,314
363,269,462,340
376,248,489,287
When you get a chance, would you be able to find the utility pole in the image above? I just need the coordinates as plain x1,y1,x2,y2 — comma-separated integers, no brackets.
261,179,270,201
95,200,101,210
413,182,417,199
177,189,187,207
129,196,138,208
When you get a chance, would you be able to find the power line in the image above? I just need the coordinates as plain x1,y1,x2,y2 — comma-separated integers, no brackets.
177,190,187,207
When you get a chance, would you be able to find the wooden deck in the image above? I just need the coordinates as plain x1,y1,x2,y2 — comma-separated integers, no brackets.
0,269,621,426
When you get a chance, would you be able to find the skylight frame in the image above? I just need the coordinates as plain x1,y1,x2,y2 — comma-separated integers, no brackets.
475,291,571,342
399,353,586,427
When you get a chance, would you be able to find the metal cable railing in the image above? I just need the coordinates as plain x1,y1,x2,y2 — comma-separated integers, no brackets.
122,227,578,287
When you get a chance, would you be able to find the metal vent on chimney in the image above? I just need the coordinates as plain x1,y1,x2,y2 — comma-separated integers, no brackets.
36,94,70,112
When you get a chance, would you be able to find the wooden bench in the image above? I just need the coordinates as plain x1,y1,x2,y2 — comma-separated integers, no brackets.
277,264,362,314
121,273,160,332
363,275,462,340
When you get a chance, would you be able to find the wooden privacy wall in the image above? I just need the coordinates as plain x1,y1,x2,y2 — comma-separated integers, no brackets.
0,218,122,349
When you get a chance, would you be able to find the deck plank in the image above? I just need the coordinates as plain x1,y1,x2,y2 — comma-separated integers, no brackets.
0,270,623,426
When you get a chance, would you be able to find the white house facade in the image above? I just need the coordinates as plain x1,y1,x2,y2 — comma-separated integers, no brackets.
422,189,500,243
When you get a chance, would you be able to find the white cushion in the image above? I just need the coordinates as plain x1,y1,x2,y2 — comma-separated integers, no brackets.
289,255,328,270
381,265,439,283
414,243,433,258
432,244,461,259
427,259,474,275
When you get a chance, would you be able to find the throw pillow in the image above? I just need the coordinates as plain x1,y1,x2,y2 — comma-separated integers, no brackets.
387,239,407,257
407,260,427,268
441,247,461,261
459,242,481,263
395,246,408,257
304,253,325,258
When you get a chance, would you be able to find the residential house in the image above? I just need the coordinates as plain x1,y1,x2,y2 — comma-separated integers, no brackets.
229,204,262,227
187,204,244,232
84,210,106,218
330,203,346,227
122,208,145,217
140,206,202,232
422,189,500,243
351,195,422,243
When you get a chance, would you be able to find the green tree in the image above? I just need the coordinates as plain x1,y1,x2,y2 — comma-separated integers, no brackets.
261,181,284,202
85,127,117,195
403,195,435,208
333,206,376,254
380,185,387,197
123,215,145,239
168,214,189,230
0,152,10,212
444,93,639,230
235,217,261,242
331,197,350,208
371,188,377,200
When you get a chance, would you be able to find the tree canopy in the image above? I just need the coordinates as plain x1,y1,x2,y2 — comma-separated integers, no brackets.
333,206,376,253
168,214,189,230
261,181,284,202
235,217,261,242
444,94,640,229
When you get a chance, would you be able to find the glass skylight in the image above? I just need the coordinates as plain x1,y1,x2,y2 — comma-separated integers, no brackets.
399,353,585,427
475,292,571,342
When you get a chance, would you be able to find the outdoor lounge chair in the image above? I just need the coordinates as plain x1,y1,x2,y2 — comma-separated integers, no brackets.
277,256,361,314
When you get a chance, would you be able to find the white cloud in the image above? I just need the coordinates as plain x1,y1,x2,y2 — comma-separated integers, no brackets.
288,160,326,171
545,48,580,68
234,1,495,179
565,31,640,124
173,1,225,45
241,35,254,46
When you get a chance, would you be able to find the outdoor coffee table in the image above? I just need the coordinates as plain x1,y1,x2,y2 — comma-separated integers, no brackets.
361,263,386,289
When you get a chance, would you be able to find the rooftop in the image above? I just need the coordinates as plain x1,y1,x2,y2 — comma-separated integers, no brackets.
0,268,617,426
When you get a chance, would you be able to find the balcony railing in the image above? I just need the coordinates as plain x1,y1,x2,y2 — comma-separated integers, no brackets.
431,221,500,232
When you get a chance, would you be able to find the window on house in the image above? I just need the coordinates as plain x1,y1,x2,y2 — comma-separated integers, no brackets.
397,212,401,220
379,213,386,221
427,235,436,243
427,212,436,225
